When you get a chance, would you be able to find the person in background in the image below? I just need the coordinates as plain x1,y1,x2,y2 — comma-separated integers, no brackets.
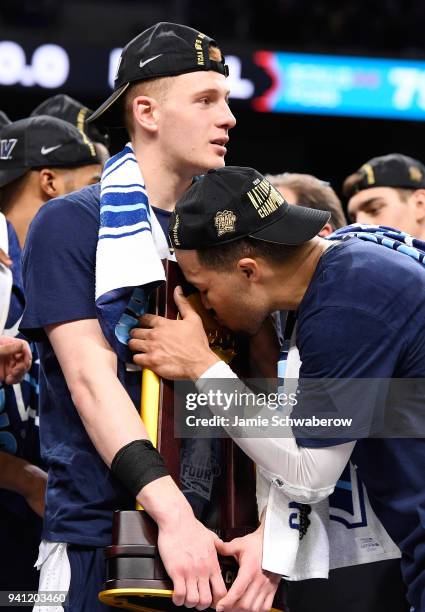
0,115,102,246
31,94,110,166
0,115,101,595
344,153,425,240
266,172,346,236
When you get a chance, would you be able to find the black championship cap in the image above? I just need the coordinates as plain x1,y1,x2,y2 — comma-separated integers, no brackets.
31,94,109,148
0,115,100,188
170,166,331,249
345,153,425,198
0,111,11,128
88,21,228,127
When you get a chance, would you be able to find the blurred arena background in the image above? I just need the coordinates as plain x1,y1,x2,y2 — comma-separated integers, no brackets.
1,0,425,203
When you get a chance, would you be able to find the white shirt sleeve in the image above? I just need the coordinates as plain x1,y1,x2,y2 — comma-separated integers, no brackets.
197,360,355,504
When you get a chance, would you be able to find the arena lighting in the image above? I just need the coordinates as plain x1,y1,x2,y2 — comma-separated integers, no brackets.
252,51,425,120
2,38,425,121
0,41,69,88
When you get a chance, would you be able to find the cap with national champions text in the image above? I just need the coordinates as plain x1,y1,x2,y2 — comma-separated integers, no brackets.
169,166,331,249
0,115,100,189
88,22,228,127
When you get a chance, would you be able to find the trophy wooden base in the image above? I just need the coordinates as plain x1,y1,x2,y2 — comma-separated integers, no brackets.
98,510,285,611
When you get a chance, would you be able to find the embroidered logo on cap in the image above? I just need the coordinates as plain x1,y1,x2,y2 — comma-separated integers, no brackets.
172,213,180,246
195,32,206,66
409,166,423,182
360,163,375,185
246,179,285,219
139,54,163,69
214,210,236,236
41,144,62,155
0,139,17,160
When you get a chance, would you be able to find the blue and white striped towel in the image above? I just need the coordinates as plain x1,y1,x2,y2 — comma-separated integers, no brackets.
329,223,425,265
95,143,170,361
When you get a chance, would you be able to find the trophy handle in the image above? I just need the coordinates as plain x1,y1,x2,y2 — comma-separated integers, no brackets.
141,368,160,446
135,369,160,512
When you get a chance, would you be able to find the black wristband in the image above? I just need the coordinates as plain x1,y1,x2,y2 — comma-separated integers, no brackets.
111,439,169,497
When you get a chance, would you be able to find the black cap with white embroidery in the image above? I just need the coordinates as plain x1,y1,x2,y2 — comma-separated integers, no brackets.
88,22,228,127
0,115,99,188
170,166,330,249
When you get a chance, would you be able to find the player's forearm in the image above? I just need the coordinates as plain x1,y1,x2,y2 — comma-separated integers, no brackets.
0,451,38,495
68,365,150,466
71,366,197,526
197,361,355,503
46,320,196,527
137,475,195,527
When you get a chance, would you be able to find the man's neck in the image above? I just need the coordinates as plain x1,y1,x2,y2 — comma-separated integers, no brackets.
3,187,47,248
271,238,334,311
6,203,39,249
133,142,193,212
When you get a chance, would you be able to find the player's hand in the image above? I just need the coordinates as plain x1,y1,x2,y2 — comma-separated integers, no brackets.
214,525,281,612
157,513,227,609
129,286,219,380
0,336,32,384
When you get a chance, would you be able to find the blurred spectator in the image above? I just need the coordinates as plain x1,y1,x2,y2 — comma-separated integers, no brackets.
0,115,101,246
266,172,346,234
343,153,425,240
31,94,110,166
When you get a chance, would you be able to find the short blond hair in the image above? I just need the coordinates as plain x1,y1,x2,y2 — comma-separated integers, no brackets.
124,43,223,136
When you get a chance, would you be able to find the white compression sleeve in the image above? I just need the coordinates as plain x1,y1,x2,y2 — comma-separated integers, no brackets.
197,360,355,504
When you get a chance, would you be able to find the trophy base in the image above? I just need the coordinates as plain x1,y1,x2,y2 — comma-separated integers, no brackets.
99,586,283,612
99,511,285,611
99,584,174,611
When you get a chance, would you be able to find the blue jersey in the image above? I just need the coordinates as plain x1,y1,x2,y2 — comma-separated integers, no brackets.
293,237,425,610
0,221,42,521
20,184,175,546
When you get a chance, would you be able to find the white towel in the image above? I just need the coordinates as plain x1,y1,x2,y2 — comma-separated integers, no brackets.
95,143,171,359
260,333,331,579
96,142,168,301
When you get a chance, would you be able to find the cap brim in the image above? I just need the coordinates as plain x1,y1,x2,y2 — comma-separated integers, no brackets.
0,166,28,189
87,83,129,127
250,204,331,245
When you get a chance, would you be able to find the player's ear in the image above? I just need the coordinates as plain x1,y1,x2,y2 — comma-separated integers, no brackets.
132,96,159,134
319,222,334,237
237,257,261,281
38,168,63,198
412,189,425,222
